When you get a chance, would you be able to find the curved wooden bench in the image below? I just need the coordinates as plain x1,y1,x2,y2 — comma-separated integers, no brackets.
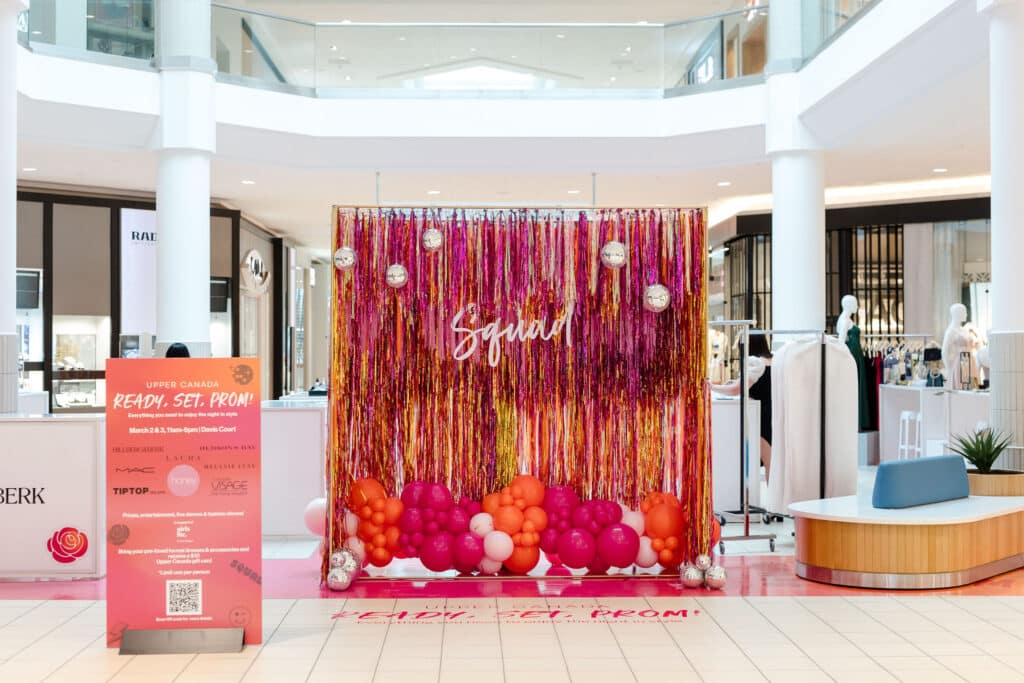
789,495,1024,589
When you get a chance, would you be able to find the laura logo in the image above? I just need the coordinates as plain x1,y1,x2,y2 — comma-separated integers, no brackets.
115,466,155,475
0,487,45,504
48,527,88,564
107,524,130,546
451,302,575,367
231,364,254,386
167,465,200,497
211,479,248,495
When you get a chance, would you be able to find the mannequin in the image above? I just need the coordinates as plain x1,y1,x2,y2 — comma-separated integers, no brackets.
838,295,870,431
836,295,858,344
941,303,980,390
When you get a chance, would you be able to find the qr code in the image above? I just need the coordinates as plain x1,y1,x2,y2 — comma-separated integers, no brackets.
165,580,202,616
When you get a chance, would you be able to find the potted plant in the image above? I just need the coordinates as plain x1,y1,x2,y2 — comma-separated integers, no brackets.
950,428,1024,496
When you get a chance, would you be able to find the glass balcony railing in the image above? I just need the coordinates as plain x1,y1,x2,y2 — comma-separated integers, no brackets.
19,1,776,98
802,0,876,58
209,3,769,96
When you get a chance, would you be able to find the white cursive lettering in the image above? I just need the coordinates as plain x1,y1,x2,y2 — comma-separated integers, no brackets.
451,303,575,367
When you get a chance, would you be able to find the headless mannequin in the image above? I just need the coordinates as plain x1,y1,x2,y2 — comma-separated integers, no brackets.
942,303,979,390
836,295,858,344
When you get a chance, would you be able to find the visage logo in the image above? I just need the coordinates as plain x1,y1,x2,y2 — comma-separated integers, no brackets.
211,479,248,495
167,465,200,497
0,487,45,504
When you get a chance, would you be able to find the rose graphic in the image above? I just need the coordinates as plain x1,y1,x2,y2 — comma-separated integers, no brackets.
47,527,88,564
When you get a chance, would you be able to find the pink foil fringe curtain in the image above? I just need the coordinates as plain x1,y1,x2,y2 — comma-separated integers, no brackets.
326,207,710,574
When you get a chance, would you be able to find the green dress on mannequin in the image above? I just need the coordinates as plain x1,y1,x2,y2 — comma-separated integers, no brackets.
845,324,871,431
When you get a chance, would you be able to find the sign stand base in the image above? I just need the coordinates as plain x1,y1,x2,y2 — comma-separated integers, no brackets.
119,628,244,655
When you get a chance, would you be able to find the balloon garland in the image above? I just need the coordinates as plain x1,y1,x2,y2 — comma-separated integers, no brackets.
325,206,711,582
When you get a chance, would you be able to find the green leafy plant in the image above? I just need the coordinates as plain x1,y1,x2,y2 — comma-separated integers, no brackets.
950,428,1013,474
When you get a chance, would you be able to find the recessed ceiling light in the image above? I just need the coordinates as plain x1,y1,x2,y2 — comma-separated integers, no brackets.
423,62,431,67
637,20,649,25
341,19,352,24
555,33,566,39
21,167,37,172
567,190,581,195
86,14,95,19
625,46,632,52
510,55,518,59
610,76,617,82
450,55,457,59
344,75,352,81
427,190,441,195
933,167,948,173
717,181,732,187
469,47,477,52
241,179,256,185
330,44,338,51
398,36,406,41
31,30,41,35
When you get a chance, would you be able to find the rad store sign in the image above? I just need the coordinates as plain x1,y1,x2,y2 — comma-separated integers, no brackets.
0,419,105,579
106,359,262,646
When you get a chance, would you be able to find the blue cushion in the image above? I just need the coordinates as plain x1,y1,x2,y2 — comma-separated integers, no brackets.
872,455,969,509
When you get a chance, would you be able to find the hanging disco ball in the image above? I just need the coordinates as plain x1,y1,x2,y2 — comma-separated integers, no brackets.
333,246,356,271
386,264,409,288
643,284,670,312
422,228,444,253
600,241,627,269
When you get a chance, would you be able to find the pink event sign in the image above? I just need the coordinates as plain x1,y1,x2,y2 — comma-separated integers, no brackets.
105,358,262,646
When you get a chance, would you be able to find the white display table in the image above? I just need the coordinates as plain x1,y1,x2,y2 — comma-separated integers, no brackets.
262,399,327,536
711,397,762,512
879,385,989,461
0,413,105,579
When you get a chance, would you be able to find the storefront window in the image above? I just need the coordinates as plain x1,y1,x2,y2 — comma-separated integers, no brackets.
52,204,111,412
16,201,45,393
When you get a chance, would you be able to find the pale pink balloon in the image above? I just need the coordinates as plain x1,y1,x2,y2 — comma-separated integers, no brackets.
477,557,503,575
621,510,645,536
634,536,658,568
303,498,327,537
343,536,367,565
483,530,514,562
469,512,495,538
343,510,359,537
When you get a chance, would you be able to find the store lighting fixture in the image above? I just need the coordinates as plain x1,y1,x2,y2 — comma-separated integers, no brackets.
31,30,41,35
241,180,256,185
21,167,37,172
510,55,518,59
427,190,441,195
933,167,948,173
556,33,566,39
637,20,649,25
717,181,732,187
341,19,352,24
398,36,406,41
610,76,617,82
330,44,338,51
344,75,352,81
86,14,95,19
469,47,477,53
244,48,253,54
567,190,581,195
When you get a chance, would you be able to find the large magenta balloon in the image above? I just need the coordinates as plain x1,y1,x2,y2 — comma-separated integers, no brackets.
399,507,424,535
419,533,454,572
400,481,427,508
539,527,561,554
424,483,454,512
557,528,597,569
451,532,485,573
447,507,470,535
597,523,641,568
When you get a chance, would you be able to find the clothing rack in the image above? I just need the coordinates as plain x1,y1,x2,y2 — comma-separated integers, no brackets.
751,329,829,502
709,320,776,554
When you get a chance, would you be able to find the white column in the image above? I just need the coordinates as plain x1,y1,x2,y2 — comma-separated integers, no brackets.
0,1,27,413
769,149,826,331
154,0,215,358
980,0,1024,468
765,0,826,334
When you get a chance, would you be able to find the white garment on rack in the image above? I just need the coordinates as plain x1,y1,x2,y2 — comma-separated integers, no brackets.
766,336,858,512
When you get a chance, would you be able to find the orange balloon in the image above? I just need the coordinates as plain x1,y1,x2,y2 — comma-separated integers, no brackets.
523,506,548,532
371,499,385,512
651,537,665,552
482,492,502,516
383,497,404,525
357,519,381,542
513,499,526,510
510,485,524,499
512,532,522,545
658,548,674,564
710,517,722,547
385,526,401,551
359,505,373,520
665,536,679,550
645,503,684,539
504,545,540,574
493,505,525,535
371,512,385,526
510,475,546,507
659,547,684,569
500,491,514,507
372,533,387,548
369,547,392,567
349,478,386,510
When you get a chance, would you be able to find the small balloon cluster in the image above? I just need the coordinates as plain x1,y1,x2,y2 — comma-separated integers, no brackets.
323,476,726,589
680,553,727,591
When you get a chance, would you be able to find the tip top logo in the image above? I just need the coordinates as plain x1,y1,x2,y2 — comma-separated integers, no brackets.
231,364,254,386
47,527,88,564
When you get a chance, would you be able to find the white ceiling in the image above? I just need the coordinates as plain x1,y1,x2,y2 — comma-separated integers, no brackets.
227,0,749,24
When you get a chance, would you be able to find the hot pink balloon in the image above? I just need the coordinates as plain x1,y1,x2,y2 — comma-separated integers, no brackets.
546,565,572,577
452,532,485,573
597,523,641,568
419,533,454,572
399,507,424,535
424,483,453,512
483,530,514,562
587,555,610,575
447,507,470,535
539,527,561,554
557,528,597,569
544,552,562,567
401,480,427,508
303,498,326,537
